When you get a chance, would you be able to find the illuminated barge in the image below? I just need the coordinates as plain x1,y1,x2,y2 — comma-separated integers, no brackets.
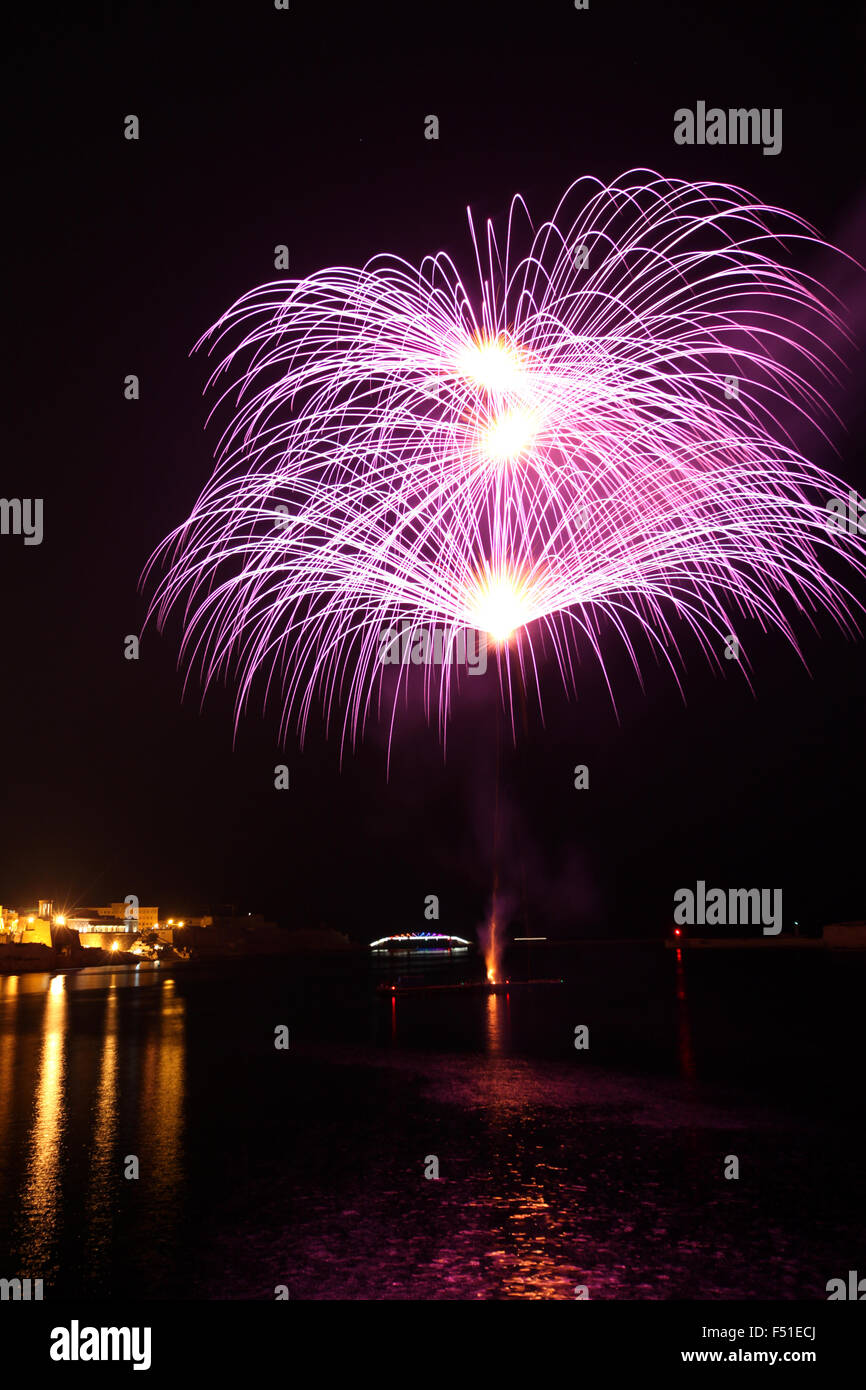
369,932,472,953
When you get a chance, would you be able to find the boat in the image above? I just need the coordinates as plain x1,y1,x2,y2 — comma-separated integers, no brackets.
369,932,472,954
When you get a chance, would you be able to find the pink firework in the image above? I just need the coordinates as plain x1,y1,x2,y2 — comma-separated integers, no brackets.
144,171,865,751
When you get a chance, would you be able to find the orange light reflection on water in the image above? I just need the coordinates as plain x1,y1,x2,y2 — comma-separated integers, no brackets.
480,992,581,1297
18,974,68,1274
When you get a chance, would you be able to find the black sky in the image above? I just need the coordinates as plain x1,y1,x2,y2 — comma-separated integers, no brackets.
2,0,864,938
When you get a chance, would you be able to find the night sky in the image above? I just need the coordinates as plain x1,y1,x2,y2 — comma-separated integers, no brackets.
3,0,864,938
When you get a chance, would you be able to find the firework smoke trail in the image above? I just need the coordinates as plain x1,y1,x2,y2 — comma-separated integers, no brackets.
144,171,865,755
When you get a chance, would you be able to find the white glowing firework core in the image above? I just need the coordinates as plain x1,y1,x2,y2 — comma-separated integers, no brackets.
456,335,524,393
466,569,532,643
481,406,538,463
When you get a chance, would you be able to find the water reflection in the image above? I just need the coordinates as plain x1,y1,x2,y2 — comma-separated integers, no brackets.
484,991,507,1057
674,948,697,1082
136,977,186,1270
2,953,848,1300
479,991,576,1296
0,976,19,1182
16,974,68,1277
1,967,187,1294
493,1177,577,1299
84,981,119,1273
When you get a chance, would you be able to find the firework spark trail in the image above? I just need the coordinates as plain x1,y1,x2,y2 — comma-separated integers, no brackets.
144,171,865,753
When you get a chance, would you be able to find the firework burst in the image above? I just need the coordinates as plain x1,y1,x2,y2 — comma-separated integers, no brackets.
144,171,865,752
